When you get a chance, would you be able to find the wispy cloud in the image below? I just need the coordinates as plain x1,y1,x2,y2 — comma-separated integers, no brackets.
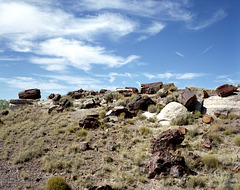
215,75,238,85
144,72,206,80
95,72,135,83
201,44,214,55
175,51,184,57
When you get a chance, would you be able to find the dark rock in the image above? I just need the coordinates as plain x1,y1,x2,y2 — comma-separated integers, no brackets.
140,81,163,94
128,95,155,111
202,90,209,99
216,84,235,97
116,88,133,97
18,89,41,99
55,106,64,113
67,89,85,99
82,98,101,109
89,185,113,190
151,128,187,153
179,87,196,110
9,99,33,104
61,99,71,108
125,87,139,93
48,106,58,114
107,145,116,151
80,142,90,151
48,93,55,99
1,110,9,116
100,89,108,94
106,106,133,118
52,94,61,101
79,115,99,129
145,151,186,179
0,119,3,124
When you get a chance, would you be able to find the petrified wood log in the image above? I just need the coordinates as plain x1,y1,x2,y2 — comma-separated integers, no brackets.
79,115,99,129
216,84,235,97
140,81,163,94
128,95,155,111
18,89,41,99
179,87,196,110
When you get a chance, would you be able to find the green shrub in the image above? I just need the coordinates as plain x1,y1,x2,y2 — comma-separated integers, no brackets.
234,136,240,146
156,104,164,113
156,89,167,97
76,129,88,137
139,126,152,136
202,154,219,168
219,115,228,119
147,117,156,123
148,104,157,113
138,114,147,121
193,110,202,118
187,176,205,188
162,84,177,91
164,93,179,104
207,132,223,144
47,176,68,190
103,91,122,103
170,113,194,126
0,99,9,110
223,129,232,135
234,184,240,190
115,99,127,107
119,112,126,120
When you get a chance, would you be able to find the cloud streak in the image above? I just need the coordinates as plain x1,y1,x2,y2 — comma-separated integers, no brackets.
201,44,214,55
144,72,206,80
175,51,184,57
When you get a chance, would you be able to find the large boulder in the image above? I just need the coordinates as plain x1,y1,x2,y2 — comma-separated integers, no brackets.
151,128,187,154
116,88,133,97
125,87,138,93
106,106,133,118
157,102,188,124
145,151,186,179
18,89,41,99
128,95,155,111
140,81,163,94
82,98,100,109
216,84,236,97
203,93,240,116
179,87,196,110
67,89,85,99
79,115,99,129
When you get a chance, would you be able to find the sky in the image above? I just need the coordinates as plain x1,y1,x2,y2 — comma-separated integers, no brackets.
0,0,239,100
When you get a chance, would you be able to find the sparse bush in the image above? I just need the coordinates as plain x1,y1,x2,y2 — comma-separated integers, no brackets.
187,176,205,188
47,176,68,190
187,129,199,138
164,93,179,104
234,184,240,190
170,113,194,126
156,89,167,98
0,99,9,110
115,99,127,107
207,132,223,144
76,129,88,137
148,104,157,113
202,154,219,168
156,104,164,114
119,112,126,120
194,110,202,118
103,91,123,103
138,114,147,121
219,115,228,119
147,117,156,123
99,110,107,118
234,136,240,146
126,119,134,124
139,126,152,136
162,84,177,91
223,129,232,135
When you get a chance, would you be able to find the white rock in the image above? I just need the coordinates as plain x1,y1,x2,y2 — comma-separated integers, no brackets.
143,112,155,119
203,94,240,116
157,102,188,121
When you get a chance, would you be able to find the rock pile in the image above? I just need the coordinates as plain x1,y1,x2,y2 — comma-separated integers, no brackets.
140,81,163,94
79,115,99,129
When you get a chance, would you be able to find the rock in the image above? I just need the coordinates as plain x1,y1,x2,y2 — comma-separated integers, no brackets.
1,110,9,116
202,114,213,124
128,95,155,111
0,119,3,124
52,94,61,101
67,89,85,99
88,185,113,190
202,93,240,116
202,90,209,99
214,110,228,118
48,106,58,114
79,115,99,128
55,106,64,113
82,98,101,109
216,84,235,97
106,106,133,118
116,88,133,97
18,89,41,99
143,112,155,119
179,87,196,110
107,145,116,151
125,87,138,93
194,99,203,113
151,128,187,153
140,81,163,94
48,93,55,99
157,102,188,122
9,99,33,104
100,89,108,94
145,151,186,179
80,142,90,151
61,99,71,108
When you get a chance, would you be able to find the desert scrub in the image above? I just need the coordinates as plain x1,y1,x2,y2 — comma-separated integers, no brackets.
139,126,152,136
194,110,202,118
162,83,178,91
170,112,194,126
99,109,107,118
103,91,123,103
187,176,206,188
137,114,147,121
148,104,157,113
47,175,68,190
223,129,232,135
0,99,9,110
115,99,127,107
164,93,179,104
156,89,167,98
156,104,164,113
234,184,240,190
76,129,88,137
202,154,220,168
13,147,43,164
119,112,126,120
233,136,240,146
147,117,156,123
207,132,223,144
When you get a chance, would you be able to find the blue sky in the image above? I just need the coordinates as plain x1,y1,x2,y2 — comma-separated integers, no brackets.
0,0,239,99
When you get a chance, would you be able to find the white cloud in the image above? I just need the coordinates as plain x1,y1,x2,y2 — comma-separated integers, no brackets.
175,51,184,57
144,72,206,80
31,38,140,71
201,44,214,55
95,72,135,83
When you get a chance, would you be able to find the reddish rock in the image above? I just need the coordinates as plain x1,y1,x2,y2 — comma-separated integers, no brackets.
9,99,33,104
18,89,41,99
82,98,101,109
179,87,196,110
79,115,99,129
48,106,58,114
140,81,163,94
67,89,85,99
216,84,235,97
151,128,187,153
202,90,209,99
116,88,133,97
128,95,155,111
55,106,64,113
202,114,213,124
52,94,61,101
61,99,71,108
125,87,139,93
48,93,55,99
100,89,108,94
1,110,9,116
145,151,186,179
